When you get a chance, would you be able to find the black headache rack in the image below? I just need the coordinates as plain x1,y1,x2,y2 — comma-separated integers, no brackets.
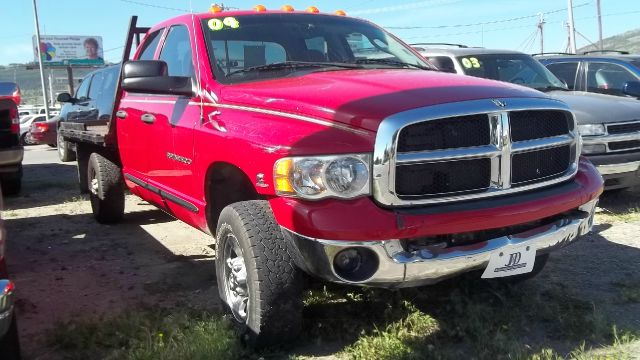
59,16,150,148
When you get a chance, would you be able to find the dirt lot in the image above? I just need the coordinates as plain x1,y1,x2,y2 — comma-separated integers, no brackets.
3,145,640,359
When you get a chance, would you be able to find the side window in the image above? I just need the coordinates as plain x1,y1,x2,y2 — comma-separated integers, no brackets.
211,40,286,75
33,116,46,123
159,25,194,77
75,75,92,101
546,62,579,89
88,71,104,100
587,62,637,96
427,56,456,73
137,30,163,60
97,66,119,113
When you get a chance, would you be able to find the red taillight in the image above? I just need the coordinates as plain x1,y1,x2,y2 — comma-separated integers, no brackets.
32,122,49,133
9,107,19,134
12,88,21,106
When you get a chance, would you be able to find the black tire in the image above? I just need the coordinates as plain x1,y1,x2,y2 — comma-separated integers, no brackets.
1,166,22,196
58,132,76,162
87,152,124,224
19,133,28,146
215,200,303,348
0,314,21,360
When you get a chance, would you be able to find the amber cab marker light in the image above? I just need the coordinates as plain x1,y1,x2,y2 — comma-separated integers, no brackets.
306,6,320,13
209,4,223,13
254,4,267,11
335,9,347,16
281,4,295,12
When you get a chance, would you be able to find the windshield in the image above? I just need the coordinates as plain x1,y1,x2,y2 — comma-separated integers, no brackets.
19,116,34,124
0,82,18,96
456,53,567,91
202,14,431,84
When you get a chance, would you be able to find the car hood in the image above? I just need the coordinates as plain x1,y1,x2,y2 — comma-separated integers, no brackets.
548,90,640,125
219,69,547,132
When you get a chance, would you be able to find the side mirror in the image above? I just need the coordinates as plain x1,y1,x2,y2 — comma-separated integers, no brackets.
623,81,640,98
56,92,74,103
121,60,194,97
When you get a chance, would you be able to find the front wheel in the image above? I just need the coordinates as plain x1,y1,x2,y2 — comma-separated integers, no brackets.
87,152,124,223
215,201,303,348
58,132,76,162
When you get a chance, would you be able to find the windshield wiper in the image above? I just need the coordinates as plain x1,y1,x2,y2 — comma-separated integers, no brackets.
535,85,570,92
353,58,431,70
227,61,361,77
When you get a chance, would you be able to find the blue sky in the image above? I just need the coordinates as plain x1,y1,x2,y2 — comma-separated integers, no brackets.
1,0,638,65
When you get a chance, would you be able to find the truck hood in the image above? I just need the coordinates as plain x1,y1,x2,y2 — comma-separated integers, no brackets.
219,69,547,132
548,90,640,125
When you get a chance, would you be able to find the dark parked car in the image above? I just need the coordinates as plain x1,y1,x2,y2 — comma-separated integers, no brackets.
535,52,640,99
56,64,120,162
0,90,23,195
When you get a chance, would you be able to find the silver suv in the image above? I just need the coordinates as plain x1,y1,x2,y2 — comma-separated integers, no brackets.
415,45,640,190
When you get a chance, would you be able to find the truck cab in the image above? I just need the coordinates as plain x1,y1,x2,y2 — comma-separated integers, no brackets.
61,9,602,347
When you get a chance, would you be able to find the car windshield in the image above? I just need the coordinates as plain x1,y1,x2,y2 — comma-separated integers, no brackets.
0,82,18,96
202,13,431,84
456,53,567,91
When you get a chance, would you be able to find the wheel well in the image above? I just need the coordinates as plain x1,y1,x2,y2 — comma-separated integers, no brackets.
205,162,260,232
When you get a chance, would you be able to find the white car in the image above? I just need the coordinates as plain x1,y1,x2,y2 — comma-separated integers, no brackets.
19,114,46,145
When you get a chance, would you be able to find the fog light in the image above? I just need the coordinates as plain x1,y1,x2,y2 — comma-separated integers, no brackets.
582,144,606,154
332,247,379,282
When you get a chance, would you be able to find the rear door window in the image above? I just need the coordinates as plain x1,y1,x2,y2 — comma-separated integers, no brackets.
586,62,638,96
545,62,579,90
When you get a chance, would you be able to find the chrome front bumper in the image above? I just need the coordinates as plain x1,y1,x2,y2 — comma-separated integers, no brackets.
283,200,598,288
597,161,640,175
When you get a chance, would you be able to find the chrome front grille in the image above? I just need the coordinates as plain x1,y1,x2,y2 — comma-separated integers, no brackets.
583,120,640,153
372,98,579,207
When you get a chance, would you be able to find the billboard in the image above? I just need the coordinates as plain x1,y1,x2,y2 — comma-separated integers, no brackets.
33,35,104,66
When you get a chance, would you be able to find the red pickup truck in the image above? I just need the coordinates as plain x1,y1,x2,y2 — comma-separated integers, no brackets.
59,9,603,346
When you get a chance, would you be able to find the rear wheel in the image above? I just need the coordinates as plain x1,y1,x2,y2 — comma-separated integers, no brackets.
87,152,124,223
0,315,21,360
215,200,303,348
58,132,76,162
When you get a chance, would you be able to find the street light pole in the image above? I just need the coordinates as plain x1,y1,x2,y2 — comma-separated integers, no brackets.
597,0,603,50
31,0,50,120
567,0,578,54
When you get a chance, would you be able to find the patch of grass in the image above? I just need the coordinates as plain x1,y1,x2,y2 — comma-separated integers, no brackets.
613,278,640,303
48,308,243,360
596,206,640,223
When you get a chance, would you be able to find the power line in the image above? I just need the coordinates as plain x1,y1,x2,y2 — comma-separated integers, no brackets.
118,0,188,12
385,1,591,30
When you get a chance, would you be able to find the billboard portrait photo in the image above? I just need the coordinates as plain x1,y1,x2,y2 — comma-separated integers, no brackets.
33,35,104,66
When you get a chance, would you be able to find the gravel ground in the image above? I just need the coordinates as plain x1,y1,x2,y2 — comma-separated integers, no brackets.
3,145,640,359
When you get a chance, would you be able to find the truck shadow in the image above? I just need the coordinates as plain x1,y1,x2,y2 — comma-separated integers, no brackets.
291,226,640,358
4,163,80,211
4,208,218,354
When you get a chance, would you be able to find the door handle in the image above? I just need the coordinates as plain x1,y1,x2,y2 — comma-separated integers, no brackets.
115,110,127,119
141,113,156,124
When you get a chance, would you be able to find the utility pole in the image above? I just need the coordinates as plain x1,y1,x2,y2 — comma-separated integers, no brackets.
31,0,50,119
537,13,545,54
567,0,577,54
597,0,603,50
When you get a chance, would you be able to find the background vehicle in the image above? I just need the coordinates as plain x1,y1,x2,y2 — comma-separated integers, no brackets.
19,115,46,145
536,52,640,99
28,116,59,149
0,83,20,107
0,92,23,195
60,12,602,347
55,65,120,162
416,46,640,190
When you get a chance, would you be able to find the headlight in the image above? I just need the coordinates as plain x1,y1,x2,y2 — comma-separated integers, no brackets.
274,154,371,200
578,124,606,136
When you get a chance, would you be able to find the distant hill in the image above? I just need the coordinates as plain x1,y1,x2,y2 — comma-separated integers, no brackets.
579,28,640,54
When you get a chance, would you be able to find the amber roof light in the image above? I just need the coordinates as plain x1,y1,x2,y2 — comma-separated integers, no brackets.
209,4,223,13
306,6,320,13
281,4,295,12
254,4,267,12
335,9,347,16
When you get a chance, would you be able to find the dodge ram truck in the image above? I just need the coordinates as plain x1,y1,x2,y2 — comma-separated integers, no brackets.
59,8,603,346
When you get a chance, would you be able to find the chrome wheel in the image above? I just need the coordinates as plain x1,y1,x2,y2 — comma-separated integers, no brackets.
90,177,99,195
222,233,249,322
57,133,64,156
